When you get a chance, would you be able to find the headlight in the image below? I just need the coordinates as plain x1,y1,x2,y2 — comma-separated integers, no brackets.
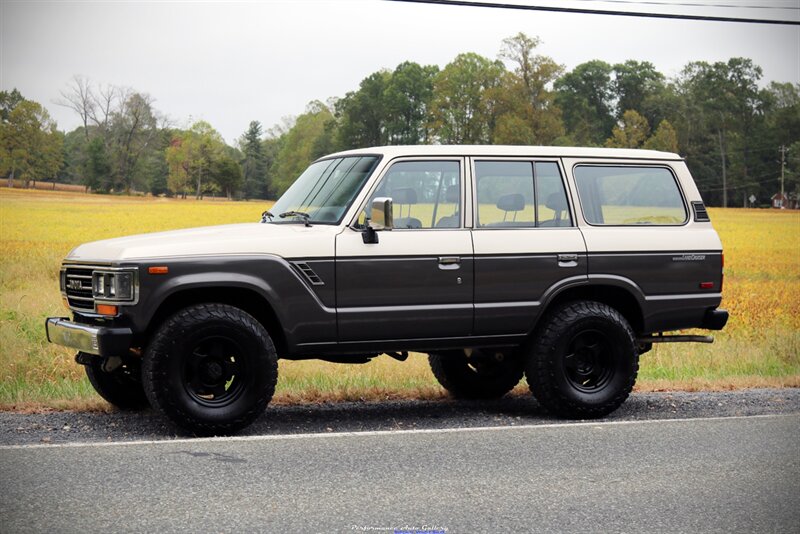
92,270,136,302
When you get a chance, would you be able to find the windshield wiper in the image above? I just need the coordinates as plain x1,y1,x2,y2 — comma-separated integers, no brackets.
261,210,274,223
279,211,312,227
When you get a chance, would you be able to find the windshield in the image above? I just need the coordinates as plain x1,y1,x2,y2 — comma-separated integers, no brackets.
268,156,380,224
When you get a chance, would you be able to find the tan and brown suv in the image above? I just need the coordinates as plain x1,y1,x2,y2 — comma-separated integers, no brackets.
46,145,728,434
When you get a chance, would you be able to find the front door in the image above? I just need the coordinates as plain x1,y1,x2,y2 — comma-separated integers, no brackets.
336,158,473,342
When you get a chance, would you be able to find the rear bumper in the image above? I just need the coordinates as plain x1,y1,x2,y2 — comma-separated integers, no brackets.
701,308,729,331
45,317,132,356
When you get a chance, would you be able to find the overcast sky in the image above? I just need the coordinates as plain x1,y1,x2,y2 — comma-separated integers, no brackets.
2,0,799,144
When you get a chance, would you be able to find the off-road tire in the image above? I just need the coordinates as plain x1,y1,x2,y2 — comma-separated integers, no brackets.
142,303,278,436
428,350,524,400
84,354,149,411
525,301,639,419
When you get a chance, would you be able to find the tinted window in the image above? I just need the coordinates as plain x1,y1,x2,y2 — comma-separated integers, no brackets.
475,161,571,228
573,165,687,225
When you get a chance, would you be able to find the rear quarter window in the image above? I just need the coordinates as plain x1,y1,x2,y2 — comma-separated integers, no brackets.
573,165,687,225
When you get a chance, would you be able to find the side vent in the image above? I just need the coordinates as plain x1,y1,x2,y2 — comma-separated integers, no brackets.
691,201,710,222
293,262,325,286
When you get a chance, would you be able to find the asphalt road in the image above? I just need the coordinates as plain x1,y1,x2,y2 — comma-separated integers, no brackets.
1,413,798,533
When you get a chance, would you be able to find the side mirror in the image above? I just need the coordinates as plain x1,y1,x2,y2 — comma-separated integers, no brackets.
363,197,393,244
370,197,393,230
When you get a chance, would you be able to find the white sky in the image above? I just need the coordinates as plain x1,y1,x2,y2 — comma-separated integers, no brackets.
2,0,799,144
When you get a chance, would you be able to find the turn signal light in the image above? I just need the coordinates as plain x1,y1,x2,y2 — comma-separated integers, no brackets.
96,304,119,316
148,266,169,275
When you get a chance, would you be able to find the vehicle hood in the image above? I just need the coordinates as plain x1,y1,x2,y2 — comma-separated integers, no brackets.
65,222,340,262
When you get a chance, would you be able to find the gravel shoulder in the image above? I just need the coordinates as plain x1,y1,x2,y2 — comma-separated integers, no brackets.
1,388,798,447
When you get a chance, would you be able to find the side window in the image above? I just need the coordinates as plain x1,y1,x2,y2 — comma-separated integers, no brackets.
366,160,461,229
475,160,572,228
573,166,687,225
536,162,572,227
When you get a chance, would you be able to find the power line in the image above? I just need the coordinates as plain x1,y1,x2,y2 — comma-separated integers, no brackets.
385,0,800,25
571,0,800,12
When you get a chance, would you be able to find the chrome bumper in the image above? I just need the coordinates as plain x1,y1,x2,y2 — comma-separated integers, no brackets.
45,318,132,356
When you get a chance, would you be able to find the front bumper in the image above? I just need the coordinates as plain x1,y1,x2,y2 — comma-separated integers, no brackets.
45,317,132,356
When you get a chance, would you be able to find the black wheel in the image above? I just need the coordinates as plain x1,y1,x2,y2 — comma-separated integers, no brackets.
428,349,524,400
142,304,278,435
84,353,149,411
525,301,639,419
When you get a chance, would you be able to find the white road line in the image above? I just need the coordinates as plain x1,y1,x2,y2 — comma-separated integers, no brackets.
0,413,796,452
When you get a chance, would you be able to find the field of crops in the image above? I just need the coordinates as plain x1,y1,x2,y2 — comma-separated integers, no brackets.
0,187,798,410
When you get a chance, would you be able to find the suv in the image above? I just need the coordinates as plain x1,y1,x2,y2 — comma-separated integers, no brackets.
46,146,728,434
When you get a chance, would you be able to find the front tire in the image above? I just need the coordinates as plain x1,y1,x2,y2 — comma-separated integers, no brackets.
525,301,639,419
84,354,149,411
142,304,278,435
428,349,523,400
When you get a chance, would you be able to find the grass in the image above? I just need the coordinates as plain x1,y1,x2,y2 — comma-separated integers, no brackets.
0,188,798,411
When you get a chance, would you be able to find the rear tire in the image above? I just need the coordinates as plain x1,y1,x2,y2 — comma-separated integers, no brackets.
428,349,523,400
142,304,278,436
84,354,149,411
525,301,639,419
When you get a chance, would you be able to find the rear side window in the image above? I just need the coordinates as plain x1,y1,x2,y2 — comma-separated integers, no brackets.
573,165,687,225
475,161,572,228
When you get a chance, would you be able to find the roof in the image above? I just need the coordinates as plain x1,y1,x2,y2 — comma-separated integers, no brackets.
324,144,682,161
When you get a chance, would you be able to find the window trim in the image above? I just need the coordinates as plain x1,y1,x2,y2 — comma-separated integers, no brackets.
470,157,575,230
571,163,689,227
347,156,467,231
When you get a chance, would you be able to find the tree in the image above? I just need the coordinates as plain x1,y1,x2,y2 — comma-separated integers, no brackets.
496,33,564,144
165,121,225,198
555,60,615,145
108,92,159,192
0,89,24,122
271,101,335,196
211,154,243,199
428,53,505,144
336,71,391,149
239,120,267,199
644,120,679,153
612,61,665,120
605,110,650,148
384,62,439,144
85,136,111,191
0,98,63,187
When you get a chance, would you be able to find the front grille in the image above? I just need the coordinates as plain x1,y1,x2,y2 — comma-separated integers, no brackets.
64,267,95,311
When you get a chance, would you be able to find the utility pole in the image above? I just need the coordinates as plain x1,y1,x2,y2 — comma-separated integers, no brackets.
780,144,786,201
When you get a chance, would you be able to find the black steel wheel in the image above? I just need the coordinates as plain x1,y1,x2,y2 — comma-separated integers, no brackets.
142,304,278,435
525,301,639,418
84,354,149,411
428,349,523,400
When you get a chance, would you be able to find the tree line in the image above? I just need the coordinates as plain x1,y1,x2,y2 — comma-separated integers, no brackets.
1,33,798,206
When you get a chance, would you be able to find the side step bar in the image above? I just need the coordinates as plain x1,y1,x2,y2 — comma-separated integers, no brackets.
638,334,714,344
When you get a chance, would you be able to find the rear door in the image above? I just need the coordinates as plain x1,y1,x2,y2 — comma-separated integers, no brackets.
471,158,588,335
336,158,474,341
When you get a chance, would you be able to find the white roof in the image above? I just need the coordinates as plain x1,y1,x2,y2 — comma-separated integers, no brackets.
325,145,682,161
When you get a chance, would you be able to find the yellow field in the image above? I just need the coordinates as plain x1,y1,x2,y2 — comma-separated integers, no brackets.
0,188,798,410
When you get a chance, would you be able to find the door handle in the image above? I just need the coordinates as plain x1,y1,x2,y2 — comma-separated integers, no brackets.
558,254,579,267
438,256,461,270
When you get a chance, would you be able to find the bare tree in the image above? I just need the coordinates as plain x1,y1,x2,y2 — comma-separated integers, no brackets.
56,75,95,140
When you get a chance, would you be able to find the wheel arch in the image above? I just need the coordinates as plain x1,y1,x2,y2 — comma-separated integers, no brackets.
144,286,288,357
536,278,646,335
